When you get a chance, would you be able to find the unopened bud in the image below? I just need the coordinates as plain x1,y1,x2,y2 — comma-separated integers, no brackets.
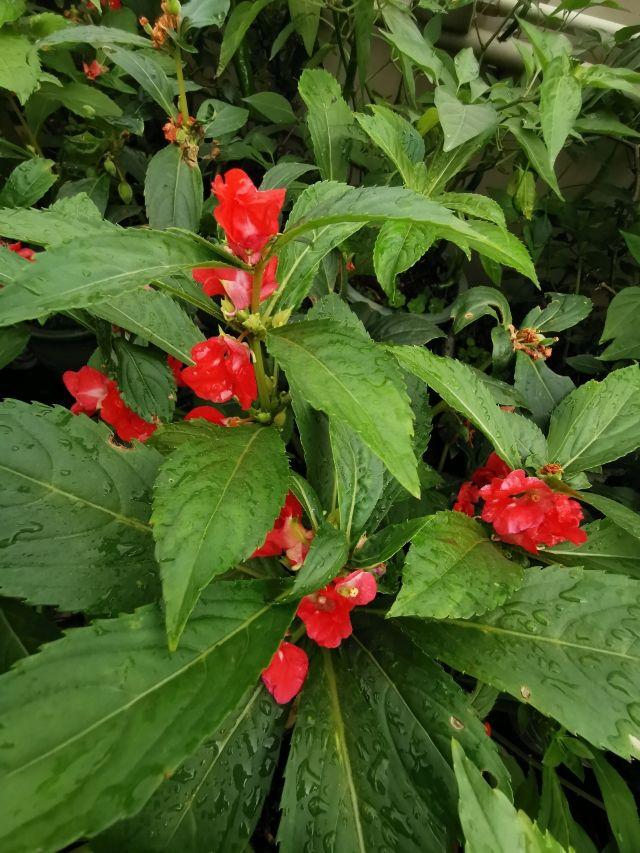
166,0,181,14
118,181,133,204
103,158,117,177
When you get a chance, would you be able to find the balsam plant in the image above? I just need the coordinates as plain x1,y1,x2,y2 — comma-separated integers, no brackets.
1,1,640,852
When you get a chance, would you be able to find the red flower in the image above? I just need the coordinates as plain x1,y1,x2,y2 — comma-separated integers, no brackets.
100,385,157,443
101,0,121,9
83,60,107,80
297,570,378,648
192,255,279,314
479,469,587,554
453,452,512,516
261,641,309,704
212,169,286,263
252,492,314,568
167,355,186,387
64,366,156,442
63,366,114,415
5,241,36,261
184,406,243,427
181,335,257,411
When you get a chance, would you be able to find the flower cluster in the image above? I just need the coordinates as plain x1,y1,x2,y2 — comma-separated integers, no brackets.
192,169,285,316
83,60,107,81
454,452,587,554
508,324,558,361
175,335,257,411
255,493,378,704
63,366,156,443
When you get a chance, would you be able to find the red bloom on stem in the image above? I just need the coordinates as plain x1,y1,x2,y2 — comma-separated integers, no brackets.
453,482,480,517
453,452,512,516
63,366,114,415
297,570,378,648
212,169,285,263
192,255,279,313
184,406,242,427
83,60,107,80
253,492,314,568
261,641,309,704
64,366,156,442
181,335,257,411
479,469,587,554
100,386,157,442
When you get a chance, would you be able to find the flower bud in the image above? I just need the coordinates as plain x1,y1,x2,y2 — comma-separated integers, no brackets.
118,181,133,204
166,0,181,14
103,158,117,177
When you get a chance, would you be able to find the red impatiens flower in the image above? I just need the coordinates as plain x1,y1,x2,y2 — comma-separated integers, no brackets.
184,406,243,427
252,492,314,569
63,366,113,415
2,241,36,261
192,255,279,314
100,386,157,442
453,452,512,516
297,570,378,648
63,366,156,443
261,641,309,704
181,335,257,411
212,169,286,264
479,469,587,554
83,60,107,80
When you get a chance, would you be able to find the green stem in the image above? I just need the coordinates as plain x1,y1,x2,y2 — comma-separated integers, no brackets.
250,338,271,412
11,98,43,157
174,49,189,119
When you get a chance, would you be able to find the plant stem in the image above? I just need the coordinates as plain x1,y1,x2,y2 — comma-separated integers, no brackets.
11,98,43,157
174,50,189,119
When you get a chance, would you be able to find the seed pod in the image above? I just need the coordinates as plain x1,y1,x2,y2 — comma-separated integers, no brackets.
118,181,133,204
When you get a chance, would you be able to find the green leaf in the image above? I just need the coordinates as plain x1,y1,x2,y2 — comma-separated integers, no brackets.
0,401,160,614
260,161,317,190
454,47,480,85
388,512,523,620
288,0,320,55
279,621,509,852
36,80,123,118
392,346,521,469
330,420,384,542
599,287,640,361
298,69,354,183
439,192,507,228
434,88,498,152
517,19,571,69
0,580,296,853
144,145,203,232
57,174,110,216
94,685,285,853
92,287,204,364
0,33,40,104
424,131,494,195
286,524,349,600
407,566,640,759
198,98,249,137
0,194,108,247
537,766,592,852
590,750,640,853
37,23,150,48
373,221,434,303
243,91,296,124
514,352,575,426
105,47,176,115
267,320,419,497
181,0,229,30
574,113,640,139
0,158,56,208
0,0,25,26
289,471,323,530
0,599,60,674
450,285,512,332
523,292,592,333
355,105,427,189
576,63,640,98
273,183,538,285
546,365,640,474
381,4,442,80
452,741,566,853
152,426,289,648
577,492,640,542
547,519,640,578
0,229,216,326
507,120,563,199
0,326,29,369
216,0,273,76
115,340,175,422
353,516,431,568
539,56,582,167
